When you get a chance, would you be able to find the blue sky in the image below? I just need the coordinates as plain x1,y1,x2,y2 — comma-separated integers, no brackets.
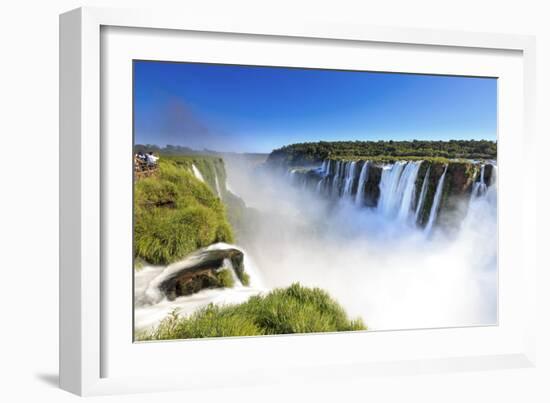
134,61,497,153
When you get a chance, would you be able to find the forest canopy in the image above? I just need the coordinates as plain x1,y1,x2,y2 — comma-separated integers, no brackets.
267,140,497,165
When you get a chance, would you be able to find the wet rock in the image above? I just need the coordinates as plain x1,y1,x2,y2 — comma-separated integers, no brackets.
159,248,244,300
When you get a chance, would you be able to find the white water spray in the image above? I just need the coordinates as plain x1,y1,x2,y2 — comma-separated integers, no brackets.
224,157,497,330
425,166,447,235
414,166,431,223
134,243,266,332
471,164,488,200
191,164,205,183
377,161,421,221
214,173,222,197
355,161,370,206
342,161,357,198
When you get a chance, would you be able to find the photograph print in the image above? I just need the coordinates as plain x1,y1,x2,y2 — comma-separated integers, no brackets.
133,61,497,341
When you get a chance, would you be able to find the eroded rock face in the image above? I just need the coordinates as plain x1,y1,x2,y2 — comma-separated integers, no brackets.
483,164,495,186
285,158,494,231
363,165,382,207
158,248,244,300
436,162,478,230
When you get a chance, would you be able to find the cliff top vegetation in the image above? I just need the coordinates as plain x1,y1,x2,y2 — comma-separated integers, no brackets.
134,158,234,266
268,140,497,166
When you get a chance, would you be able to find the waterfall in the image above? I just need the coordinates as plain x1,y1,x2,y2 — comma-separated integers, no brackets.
378,162,405,215
134,243,265,331
288,169,297,184
471,164,488,200
355,162,370,206
315,179,323,193
284,159,494,236
378,161,421,220
342,161,358,198
320,159,328,173
222,257,243,288
414,166,431,223
490,164,497,187
315,160,330,194
396,162,422,220
331,161,343,197
191,164,205,183
214,173,222,197
425,166,447,234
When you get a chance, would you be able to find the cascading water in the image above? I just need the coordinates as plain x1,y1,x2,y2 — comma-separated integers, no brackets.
396,162,422,221
288,169,297,184
377,161,421,221
232,156,498,330
134,243,265,332
331,161,343,197
314,160,329,194
490,164,497,187
378,162,406,215
191,164,205,183
285,158,495,236
355,161,370,206
414,166,431,223
342,161,357,198
214,173,222,197
471,164,488,200
424,166,448,235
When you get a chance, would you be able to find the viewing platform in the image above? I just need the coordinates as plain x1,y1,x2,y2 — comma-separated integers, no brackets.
134,158,159,180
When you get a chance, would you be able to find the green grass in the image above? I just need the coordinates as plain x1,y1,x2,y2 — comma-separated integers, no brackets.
162,155,227,195
134,158,234,265
138,283,367,340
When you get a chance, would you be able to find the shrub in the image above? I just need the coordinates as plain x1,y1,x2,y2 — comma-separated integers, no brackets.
138,283,366,340
240,272,251,286
216,269,235,288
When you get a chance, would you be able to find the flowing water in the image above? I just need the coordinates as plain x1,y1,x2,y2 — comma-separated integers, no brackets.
424,166,447,235
414,166,431,223
191,164,205,183
214,173,222,197
136,158,498,333
134,243,266,332
222,158,498,330
355,162,370,206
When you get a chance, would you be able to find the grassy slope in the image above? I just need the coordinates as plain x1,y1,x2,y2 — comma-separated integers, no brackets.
162,155,227,194
134,158,234,266
138,283,366,340
135,155,368,339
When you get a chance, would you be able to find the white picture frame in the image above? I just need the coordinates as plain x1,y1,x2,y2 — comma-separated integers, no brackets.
59,6,537,396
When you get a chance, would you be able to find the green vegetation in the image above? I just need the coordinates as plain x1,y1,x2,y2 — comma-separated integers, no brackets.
240,272,251,286
138,283,366,340
155,154,252,244
216,269,236,288
134,158,234,265
135,144,197,156
162,155,227,196
268,140,497,166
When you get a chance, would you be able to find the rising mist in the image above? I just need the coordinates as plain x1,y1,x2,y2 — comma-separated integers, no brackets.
224,156,497,331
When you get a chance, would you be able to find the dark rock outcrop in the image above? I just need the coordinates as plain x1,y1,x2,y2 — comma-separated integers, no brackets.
159,248,244,300
363,164,382,207
437,162,478,229
283,156,494,231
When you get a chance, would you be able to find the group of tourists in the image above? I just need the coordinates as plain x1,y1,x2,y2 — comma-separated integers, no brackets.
134,151,159,171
